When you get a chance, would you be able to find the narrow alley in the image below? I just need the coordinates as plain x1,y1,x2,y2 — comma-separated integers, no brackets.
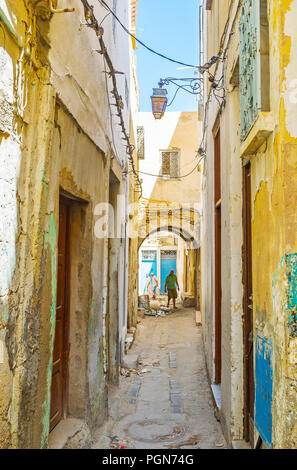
1,0,297,456
92,303,225,450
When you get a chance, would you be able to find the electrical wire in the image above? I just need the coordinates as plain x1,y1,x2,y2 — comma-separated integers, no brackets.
98,0,200,69
136,155,204,179
100,12,111,26
80,0,143,198
200,0,242,155
103,55,120,162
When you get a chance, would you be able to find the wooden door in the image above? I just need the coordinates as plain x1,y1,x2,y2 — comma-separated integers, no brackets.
242,162,254,445
214,130,222,384
50,197,70,432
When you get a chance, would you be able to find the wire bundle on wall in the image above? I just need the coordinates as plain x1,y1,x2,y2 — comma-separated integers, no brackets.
201,0,243,156
79,0,143,198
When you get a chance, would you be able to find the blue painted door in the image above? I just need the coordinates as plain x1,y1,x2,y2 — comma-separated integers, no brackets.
161,251,177,293
140,250,157,294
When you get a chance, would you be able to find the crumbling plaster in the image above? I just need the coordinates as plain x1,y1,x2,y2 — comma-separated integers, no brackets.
0,0,130,448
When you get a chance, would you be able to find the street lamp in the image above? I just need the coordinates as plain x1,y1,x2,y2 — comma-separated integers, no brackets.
151,77,203,120
151,87,168,120
151,57,223,120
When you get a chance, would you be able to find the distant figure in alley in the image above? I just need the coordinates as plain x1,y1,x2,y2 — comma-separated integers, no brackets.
151,273,159,299
144,273,159,299
165,270,179,309
144,274,153,296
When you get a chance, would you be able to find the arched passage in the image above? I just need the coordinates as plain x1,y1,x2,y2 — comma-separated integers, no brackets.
138,226,200,309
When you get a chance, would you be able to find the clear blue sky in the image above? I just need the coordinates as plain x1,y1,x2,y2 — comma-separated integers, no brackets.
135,0,200,112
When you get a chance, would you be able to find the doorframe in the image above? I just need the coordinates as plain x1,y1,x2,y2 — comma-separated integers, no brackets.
242,160,254,444
61,195,71,420
214,128,222,384
50,195,71,432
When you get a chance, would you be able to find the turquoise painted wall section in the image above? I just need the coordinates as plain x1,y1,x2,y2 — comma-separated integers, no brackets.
161,256,177,293
285,254,297,338
255,335,273,448
140,250,157,294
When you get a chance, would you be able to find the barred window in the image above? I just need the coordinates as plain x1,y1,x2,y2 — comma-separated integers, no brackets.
160,151,180,178
239,0,270,141
137,126,145,160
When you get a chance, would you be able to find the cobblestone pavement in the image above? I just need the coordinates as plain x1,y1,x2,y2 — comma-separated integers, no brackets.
92,307,226,449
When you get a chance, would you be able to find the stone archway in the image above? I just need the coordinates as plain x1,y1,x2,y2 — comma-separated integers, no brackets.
137,199,201,250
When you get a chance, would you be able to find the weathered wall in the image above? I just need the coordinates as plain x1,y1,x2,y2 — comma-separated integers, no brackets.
0,0,132,448
201,0,297,449
201,0,245,446
249,0,297,448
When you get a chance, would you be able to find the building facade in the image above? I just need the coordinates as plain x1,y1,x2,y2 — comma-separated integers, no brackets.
137,111,202,308
0,0,138,448
200,0,297,449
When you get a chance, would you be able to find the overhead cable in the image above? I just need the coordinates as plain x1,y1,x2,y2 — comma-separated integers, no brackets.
135,156,205,179
80,0,143,198
98,0,202,69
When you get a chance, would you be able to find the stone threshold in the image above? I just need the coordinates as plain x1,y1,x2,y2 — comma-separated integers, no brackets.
48,418,91,449
232,440,252,450
210,383,221,422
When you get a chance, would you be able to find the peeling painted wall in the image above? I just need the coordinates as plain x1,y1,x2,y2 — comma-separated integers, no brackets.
250,0,297,449
201,0,297,449
201,0,244,446
0,0,132,448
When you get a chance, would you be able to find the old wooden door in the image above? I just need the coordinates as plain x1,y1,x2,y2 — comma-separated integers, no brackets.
50,197,70,432
214,130,222,384
242,162,254,445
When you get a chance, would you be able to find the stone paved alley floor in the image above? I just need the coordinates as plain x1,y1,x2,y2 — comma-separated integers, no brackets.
92,306,226,449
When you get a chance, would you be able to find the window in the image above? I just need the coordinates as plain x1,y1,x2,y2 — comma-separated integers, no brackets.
239,0,270,141
160,151,180,178
137,126,145,160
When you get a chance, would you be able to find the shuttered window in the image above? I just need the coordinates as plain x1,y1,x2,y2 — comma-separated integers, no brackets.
239,0,269,141
160,151,180,178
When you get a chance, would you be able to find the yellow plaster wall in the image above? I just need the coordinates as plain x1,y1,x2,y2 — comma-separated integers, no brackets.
249,0,297,448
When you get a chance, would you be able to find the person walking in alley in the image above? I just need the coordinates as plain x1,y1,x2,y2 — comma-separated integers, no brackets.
151,273,159,299
164,270,179,309
144,273,153,296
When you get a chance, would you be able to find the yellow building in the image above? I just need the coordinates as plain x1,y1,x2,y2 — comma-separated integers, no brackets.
201,0,297,448
137,111,202,308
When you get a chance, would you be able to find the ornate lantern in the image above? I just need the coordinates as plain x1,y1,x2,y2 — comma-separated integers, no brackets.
151,87,167,119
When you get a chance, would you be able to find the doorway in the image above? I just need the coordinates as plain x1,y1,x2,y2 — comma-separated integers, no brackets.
242,161,254,445
214,130,222,384
160,250,177,294
50,196,71,432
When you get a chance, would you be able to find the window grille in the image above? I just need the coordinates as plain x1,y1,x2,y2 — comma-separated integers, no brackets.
160,151,180,178
137,126,145,160
239,0,269,141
